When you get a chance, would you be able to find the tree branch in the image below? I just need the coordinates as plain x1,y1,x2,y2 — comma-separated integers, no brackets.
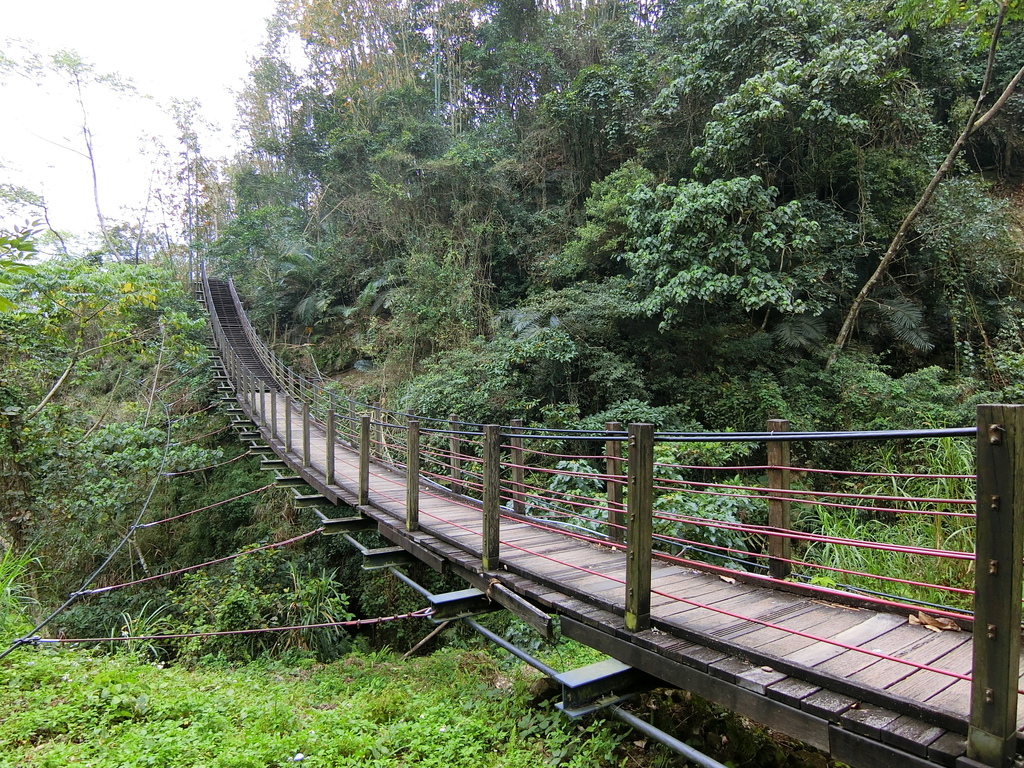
826,1,1017,368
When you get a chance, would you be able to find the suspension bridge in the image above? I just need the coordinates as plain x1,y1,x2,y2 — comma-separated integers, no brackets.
199,268,1024,768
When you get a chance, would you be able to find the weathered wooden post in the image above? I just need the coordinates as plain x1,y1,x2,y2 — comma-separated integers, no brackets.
510,418,525,515
302,401,311,468
968,404,1024,768
767,418,792,580
606,421,625,543
406,418,420,531
449,414,463,495
284,393,293,454
270,385,278,441
325,404,336,486
482,424,501,571
625,423,654,632
359,415,371,506
347,399,356,446
372,403,383,460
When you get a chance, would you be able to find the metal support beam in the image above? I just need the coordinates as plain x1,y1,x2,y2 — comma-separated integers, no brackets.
342,534,415,570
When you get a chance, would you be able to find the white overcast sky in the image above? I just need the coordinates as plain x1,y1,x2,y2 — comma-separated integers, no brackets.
1,0,280,246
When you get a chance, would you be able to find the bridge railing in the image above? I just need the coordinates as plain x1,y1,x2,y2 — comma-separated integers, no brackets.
200,269,1022,767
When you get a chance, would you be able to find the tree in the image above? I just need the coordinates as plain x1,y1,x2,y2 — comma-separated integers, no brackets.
828,0,1024,365
622,176,826,327
0,223,38,312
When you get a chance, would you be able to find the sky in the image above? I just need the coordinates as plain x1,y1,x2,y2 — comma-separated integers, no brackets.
0,0,280,248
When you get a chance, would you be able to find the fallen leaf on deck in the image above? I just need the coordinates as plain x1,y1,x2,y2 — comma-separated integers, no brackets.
911,611,961,632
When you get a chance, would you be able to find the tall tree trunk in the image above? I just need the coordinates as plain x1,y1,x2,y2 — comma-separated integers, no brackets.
827,3,1023,367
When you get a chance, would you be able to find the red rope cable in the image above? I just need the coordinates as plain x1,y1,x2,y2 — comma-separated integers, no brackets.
136,484,276,529
649,530,973,597
794,465,975,481
651,549,976,622
163,450,252,476
647,481,975,518
41,608,433,644
499,490,617,531
79,529,322,595
651,511,973,560
658,463,772,472
518,446,605,461
178,424,232,444
653,475,974,506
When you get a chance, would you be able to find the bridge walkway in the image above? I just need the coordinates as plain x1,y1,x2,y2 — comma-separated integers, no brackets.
200,272,1024,768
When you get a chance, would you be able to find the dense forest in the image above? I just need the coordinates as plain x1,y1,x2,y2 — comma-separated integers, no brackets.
195,0,1024,435
1,0,1024,764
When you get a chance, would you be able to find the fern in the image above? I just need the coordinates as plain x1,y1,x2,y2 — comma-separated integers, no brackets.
772,313,827,352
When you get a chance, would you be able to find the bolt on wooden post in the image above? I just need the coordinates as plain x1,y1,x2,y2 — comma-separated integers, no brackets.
625,423,654,632
767,418,792,580
482,424,501,572
606,421,625,543
968,404,1024,768
406,418,420,531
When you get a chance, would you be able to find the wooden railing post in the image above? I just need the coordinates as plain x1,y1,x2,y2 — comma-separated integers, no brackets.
347,399,356,446
968,404,1024,767
325,405,336,486
270,385,278,441
358,415,370,506
510,418,525,516
449,414,463,495
302,401,311,468
372,403,382,459
482,424,501,571
406,418,420,531
625,423,654,632
284,393,293,454
258,381,267,429
606,421,625,543
767,418,792,580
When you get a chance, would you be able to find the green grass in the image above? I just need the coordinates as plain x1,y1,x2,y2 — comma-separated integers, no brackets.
0,644,628,768
802,438,976,612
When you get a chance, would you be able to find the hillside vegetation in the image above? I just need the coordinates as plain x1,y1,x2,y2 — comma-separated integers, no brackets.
1,0,1024,765
194,0,1024,433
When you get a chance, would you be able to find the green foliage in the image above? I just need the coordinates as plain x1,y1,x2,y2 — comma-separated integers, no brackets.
0,222,39,312
892,0,1024,36
0,548,36,641
624,176,826,325
0,646,632,767
804,437,976,609
169,547,353,662
202,0,1022,435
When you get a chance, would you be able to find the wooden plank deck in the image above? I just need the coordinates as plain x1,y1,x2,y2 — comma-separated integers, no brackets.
216,384,1020,767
